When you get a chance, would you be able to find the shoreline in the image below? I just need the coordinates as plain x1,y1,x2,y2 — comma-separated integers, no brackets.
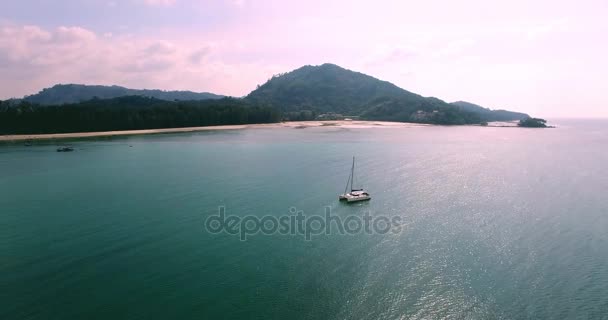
0,120,429,142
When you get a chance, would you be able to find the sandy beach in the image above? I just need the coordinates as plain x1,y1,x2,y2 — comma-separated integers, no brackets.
0,120,428,142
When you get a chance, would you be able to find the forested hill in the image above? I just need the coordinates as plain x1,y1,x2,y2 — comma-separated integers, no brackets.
245,64,524,124
0,96,279,134
246,63,409,114
450,101,529,121
24,84,224,105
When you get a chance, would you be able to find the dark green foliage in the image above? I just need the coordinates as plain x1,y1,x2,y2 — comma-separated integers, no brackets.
246,64,419,115
246,64,495,125
518,118,548,128
0,96,279,134
361,97,482,124
283,110,317,121
450,101,529,121
24,84,224,105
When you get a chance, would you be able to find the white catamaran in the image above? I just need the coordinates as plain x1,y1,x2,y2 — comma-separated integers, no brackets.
339,157,371,202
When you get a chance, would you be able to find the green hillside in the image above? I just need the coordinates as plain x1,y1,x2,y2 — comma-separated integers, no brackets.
24,84,224,105
246,64,481,124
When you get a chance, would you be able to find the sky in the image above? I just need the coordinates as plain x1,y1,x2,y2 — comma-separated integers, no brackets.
1,0,607,117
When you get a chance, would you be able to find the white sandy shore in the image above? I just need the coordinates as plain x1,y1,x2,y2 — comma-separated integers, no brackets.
0,120,428,142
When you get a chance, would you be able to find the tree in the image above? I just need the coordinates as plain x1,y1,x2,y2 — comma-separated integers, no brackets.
518,118,548,128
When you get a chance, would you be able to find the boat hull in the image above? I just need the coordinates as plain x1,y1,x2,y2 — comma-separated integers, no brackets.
339,191,371,202
346,195,371,202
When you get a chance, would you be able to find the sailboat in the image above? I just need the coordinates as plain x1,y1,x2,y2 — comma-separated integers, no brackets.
339,157,371,202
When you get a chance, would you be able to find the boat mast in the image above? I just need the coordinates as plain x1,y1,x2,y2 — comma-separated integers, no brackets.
350,156,355,192
343,171,351,195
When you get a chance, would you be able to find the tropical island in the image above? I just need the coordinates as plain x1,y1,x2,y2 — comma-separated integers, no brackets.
518,118,549,128
0,63,549,136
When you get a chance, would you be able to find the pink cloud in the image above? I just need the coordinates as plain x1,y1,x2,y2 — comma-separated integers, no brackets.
0,23,287,98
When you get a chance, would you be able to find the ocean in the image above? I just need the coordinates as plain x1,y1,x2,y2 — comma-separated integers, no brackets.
1,119,607,319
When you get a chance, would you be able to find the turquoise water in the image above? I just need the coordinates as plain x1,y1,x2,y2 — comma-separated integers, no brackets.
2,120,608,319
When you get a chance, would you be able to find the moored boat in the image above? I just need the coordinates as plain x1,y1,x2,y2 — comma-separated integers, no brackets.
339,157,371,202
56,146,74,152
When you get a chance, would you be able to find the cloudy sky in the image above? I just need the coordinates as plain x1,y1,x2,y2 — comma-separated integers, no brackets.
1,0,607,117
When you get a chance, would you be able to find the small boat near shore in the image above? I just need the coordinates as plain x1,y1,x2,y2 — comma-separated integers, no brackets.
56,146,74,152
339,156,371,202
